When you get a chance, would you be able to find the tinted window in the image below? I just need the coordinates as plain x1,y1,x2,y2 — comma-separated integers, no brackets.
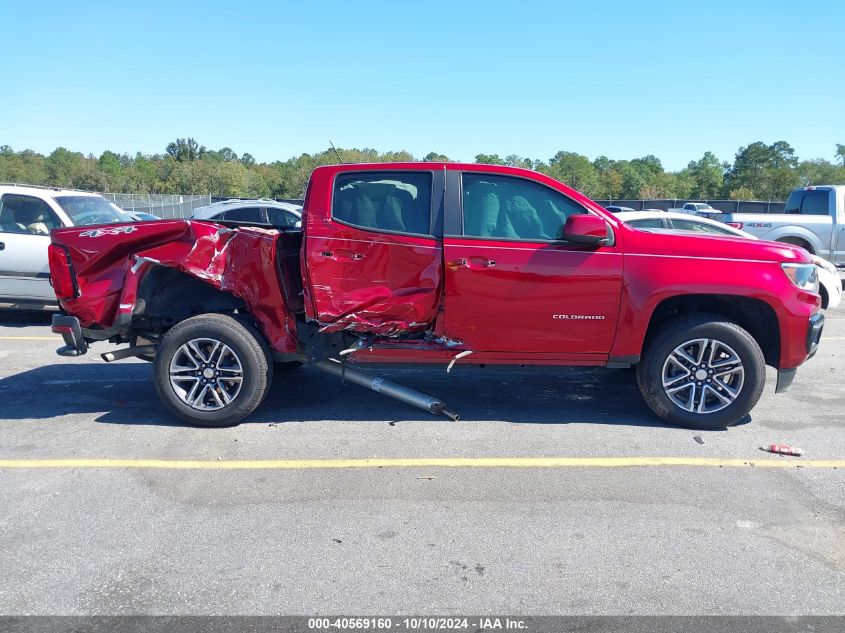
800,191,830,215
628,218,665,229
333,172,432,235
266,208,300,228
785,190,830,216
462,173,585,240
222,207,262,223
0,194,60,235
671,219,733,235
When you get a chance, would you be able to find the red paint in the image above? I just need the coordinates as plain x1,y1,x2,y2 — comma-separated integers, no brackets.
49,163,820,379
562,214,610,240
49,220,297,353
301,163,442,336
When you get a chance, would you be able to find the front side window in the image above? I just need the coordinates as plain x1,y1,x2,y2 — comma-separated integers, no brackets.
462,173,585,240
0,194,61,235
332,172,432,235
222,207,262,223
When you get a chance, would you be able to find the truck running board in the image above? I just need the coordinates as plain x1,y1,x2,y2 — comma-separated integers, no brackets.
313,359,460,421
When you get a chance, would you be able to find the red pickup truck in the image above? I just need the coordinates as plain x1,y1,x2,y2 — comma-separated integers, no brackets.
48,163,824,429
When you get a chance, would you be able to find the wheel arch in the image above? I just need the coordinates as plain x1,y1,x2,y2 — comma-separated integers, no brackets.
132,265,246,330
643,294,780,368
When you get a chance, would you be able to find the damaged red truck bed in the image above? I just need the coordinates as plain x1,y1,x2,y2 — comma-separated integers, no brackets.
48,162,824,429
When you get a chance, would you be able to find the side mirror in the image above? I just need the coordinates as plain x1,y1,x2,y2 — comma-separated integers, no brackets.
561,214,612,245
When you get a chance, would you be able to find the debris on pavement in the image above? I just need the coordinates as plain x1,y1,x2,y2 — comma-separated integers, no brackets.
693,435,705,445
760,443,804,456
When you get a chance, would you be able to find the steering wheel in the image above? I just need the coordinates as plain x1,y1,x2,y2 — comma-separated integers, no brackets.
74,212,115,225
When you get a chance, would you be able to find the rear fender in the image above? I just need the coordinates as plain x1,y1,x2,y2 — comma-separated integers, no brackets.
53,220,297,353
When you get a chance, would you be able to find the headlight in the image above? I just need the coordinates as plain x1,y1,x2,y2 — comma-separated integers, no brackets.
781,263,819,293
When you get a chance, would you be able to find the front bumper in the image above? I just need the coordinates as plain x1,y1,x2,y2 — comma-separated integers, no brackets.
776,311,825,394
52,315,89,357
806,311,824,359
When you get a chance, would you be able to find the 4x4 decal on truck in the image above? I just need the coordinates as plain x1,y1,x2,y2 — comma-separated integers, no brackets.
79,226,138,238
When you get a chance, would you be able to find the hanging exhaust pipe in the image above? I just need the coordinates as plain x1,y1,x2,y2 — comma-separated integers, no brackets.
314,359,459,421
101,345,157,362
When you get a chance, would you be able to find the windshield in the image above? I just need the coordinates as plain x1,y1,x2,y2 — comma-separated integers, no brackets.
55,196,126,226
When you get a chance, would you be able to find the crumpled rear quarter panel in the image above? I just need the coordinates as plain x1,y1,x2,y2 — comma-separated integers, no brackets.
52,220,297,353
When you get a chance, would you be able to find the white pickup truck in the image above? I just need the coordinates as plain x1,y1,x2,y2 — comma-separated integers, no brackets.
669,202,721,217
708,186,845,267
0,184,132,306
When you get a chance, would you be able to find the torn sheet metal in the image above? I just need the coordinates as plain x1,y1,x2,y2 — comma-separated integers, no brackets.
302,223,443,337
52,220,298,353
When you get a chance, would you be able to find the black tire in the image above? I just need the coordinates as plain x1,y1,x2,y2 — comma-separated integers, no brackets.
636,314,766,429
153,313,273,427
819,285,829,310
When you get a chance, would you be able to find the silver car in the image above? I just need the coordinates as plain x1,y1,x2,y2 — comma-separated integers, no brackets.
192,199,302,229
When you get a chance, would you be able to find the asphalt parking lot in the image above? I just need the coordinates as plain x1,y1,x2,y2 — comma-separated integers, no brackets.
0,302,842,616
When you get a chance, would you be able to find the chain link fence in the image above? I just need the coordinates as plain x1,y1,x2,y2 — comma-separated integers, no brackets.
101,194,213,219
594,199,786,214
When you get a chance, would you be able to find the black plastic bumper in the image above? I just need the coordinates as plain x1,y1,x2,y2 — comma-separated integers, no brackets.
776,312,826,394
806,312,824,358
52,314,89,356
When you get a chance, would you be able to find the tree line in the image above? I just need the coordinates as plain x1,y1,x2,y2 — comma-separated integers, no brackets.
1,139,844,202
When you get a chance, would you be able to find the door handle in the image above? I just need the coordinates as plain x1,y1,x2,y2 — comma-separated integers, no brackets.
321,249,364,261
0,242,5,251
449,256,495,270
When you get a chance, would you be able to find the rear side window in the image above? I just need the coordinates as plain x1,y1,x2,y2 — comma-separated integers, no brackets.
784,190,830,216
0,194,60,235
332,172,432,235
671,219,733,235
222,207,262,223
628,218,665,229
266,208,300,228
462,173,585,240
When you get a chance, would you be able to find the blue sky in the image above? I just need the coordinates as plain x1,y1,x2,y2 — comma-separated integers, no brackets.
1,0,842,170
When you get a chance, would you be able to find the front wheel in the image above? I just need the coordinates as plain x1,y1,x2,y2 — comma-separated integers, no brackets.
153,313,273,427
636,315,766,429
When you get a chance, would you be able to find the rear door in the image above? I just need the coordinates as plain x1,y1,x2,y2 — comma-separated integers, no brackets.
442,170,623,355
303,168,444,335
0,193,61,302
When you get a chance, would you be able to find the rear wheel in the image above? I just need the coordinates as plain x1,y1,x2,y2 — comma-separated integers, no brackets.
153,313,273,427
636,315,766,429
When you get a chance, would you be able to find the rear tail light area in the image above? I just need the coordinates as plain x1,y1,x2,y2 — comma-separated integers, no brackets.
48,243,78,300
726,222,743,229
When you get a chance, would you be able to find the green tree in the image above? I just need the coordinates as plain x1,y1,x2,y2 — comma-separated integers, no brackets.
724,141,799,200
474,153,506,165
547,151,599,196
422,152,450,162
166,137,204,162
46,147,82,186
682,151,724,199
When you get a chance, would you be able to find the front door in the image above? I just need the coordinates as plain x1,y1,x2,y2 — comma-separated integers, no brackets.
303,168,445,335
443,171,623,355
0,193,61,302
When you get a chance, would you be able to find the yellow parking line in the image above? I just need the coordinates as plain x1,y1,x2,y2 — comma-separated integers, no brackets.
0,457,841,470
0,336,56,341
